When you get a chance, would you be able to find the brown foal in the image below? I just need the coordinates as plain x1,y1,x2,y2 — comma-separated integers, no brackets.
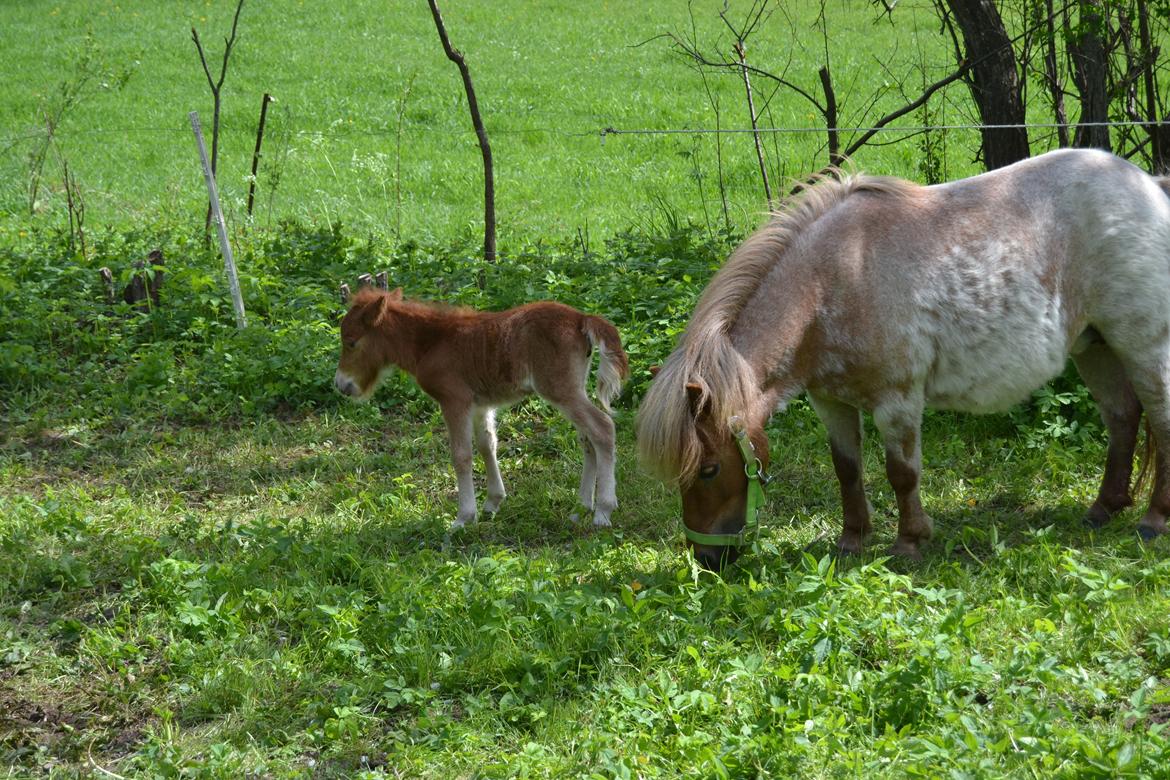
335,287,629,528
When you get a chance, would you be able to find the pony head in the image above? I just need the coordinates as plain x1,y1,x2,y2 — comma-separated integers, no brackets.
334,286,403,400
636,337,767,571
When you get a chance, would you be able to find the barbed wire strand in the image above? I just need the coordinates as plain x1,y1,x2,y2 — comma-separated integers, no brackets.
3,118,1168,149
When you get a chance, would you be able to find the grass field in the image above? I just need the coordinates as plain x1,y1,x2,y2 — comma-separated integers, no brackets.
1,0,980,241
4,1,1170,778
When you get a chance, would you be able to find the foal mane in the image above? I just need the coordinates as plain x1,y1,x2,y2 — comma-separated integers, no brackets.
350,287,475,324
635,170,917,485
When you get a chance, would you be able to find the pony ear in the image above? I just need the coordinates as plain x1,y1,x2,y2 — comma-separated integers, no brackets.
649,365,661,377
388,287,403,301
685,382,706,415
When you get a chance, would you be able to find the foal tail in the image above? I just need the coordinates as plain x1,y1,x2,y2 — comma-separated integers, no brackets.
582,315,630,414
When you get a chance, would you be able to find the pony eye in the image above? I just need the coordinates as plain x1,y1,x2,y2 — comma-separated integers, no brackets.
698,463,720,480
344,339,357,349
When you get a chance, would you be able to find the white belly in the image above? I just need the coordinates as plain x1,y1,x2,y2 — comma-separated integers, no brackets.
919,258,1070,413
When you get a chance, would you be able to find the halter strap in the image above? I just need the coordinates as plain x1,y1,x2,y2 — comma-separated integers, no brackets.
683,416,770,548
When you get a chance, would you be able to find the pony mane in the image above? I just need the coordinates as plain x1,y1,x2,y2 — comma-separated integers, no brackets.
635,170,917,485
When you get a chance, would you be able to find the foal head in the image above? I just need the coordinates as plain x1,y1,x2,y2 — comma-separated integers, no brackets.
334,287,402,401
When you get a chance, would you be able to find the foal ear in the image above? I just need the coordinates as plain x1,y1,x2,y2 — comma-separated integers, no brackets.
388,287,404,302
360,293,391,328
648,364,661,377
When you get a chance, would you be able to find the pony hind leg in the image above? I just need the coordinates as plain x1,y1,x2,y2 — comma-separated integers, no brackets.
1113,357,1170,540
809,393,874,555
872,394,933,558
474,406,507,514
1071,340,1141,527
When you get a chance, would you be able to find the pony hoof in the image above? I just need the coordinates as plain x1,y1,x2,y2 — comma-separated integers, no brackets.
889,539,924,560
1138,525,1164,542
1084,505,1113,529
836,539,864,556
452,514,477,529
591,516,612,528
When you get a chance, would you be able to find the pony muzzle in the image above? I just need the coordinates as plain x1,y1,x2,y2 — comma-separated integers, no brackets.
333,370,361,399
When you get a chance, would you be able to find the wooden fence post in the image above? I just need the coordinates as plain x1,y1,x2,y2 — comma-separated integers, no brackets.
190,110,247,329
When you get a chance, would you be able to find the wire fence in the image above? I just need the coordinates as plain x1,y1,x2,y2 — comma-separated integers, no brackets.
3,114,1166,239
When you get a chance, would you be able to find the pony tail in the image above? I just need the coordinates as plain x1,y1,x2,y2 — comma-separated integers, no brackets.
583,316,629,414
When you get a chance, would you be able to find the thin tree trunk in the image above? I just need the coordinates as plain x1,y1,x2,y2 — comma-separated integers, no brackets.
247,93,273,219
734,40,773,207
1044,0,1071,147
1136,0,1168,171
1068,0,1111,150
944,0,1031,169
427,0,496,265
819,66,844,166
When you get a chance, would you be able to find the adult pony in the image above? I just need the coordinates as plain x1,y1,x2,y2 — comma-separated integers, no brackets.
636,148,1170,570
336,287,629,528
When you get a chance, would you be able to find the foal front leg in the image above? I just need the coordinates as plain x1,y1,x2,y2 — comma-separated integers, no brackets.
873,396,933,558
440,400,479,527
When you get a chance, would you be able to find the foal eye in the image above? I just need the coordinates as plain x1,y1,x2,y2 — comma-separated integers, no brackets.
698,463,720,480
344,339,357,349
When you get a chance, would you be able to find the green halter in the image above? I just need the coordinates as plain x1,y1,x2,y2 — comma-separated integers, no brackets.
682,416,770,548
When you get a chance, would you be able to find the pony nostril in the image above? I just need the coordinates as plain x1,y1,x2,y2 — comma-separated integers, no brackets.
694,548,724,571
334,374,357,396
693,546,740,572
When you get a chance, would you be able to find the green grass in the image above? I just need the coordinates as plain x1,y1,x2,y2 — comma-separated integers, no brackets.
4,1,1170,776
0,0,978,242
4,399,1170,777
3,219,1170,777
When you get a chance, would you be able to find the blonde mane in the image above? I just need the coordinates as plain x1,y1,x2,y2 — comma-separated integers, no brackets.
635,170,918,485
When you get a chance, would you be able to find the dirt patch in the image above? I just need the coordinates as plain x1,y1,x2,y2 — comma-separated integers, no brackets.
0,683,149,769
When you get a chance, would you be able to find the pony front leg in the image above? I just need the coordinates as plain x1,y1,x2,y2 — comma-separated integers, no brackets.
873,397,933,558
809,393,873,555
440,400,479,527
474,406,507,514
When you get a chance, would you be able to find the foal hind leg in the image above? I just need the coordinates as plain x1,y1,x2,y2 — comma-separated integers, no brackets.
809,393,873,555
571,431,599,519
474,406,507,515
552,394,617,527
1071,342,1141,527
872,394,933,558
